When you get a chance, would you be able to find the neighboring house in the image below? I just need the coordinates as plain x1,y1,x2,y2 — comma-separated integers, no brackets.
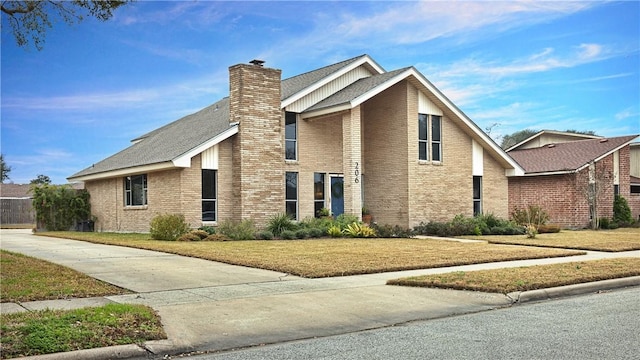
68,55,524,232
507,132,640,228
0,183,35,226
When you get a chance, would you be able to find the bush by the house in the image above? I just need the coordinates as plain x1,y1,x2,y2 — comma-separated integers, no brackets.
198,226,216,235
150,213,190,241
327,225,343,238
216,219,256,240
190,229,210,240
413,214,524,237
342,222,377,238
334,214,361,229
307,227,325,238
613,195,633,227
511,205,550,228
31,184,92,231
256,231,274,240
372,223,414,238
266,213,298,237
280,230,297,240
294,229,309,239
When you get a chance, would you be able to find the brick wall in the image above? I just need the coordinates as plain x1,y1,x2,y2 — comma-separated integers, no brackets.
507,151,629,228
229,63,283,228
483,152,509,218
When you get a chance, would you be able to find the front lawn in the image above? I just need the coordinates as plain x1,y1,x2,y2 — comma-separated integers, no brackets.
387,257,640,294
0,250,129,302
38,232,584,278
465,228,640,252
0,250,165,359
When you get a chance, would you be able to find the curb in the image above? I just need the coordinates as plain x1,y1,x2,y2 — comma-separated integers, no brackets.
507,276,640,304
22,344,148,360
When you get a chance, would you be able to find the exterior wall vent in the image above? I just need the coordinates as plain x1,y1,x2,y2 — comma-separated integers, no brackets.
599,138,609,143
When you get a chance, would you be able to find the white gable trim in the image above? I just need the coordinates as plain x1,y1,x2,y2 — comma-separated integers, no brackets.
172,125,238,167
281,55,385,109
300,67,525,176
574,137,639,174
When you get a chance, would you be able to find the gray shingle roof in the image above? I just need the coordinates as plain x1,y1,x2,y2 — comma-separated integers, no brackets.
305,67,411,112
70,98,232,179
281,54,369,100
508,135,639,174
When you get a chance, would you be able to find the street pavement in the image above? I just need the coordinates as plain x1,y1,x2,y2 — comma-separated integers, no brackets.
0,229,638,359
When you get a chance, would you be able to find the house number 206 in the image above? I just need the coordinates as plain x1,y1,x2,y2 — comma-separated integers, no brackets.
354,162,360,183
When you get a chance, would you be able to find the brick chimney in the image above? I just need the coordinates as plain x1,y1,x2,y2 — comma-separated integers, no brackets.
228,60,284,226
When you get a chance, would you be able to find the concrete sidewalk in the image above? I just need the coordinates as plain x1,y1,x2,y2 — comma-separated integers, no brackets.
1,229,639,359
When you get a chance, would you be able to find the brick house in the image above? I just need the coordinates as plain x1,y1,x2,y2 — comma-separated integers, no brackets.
507,131,639,228
68,55,524,232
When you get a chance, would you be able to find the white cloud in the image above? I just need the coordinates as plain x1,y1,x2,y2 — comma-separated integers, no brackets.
615,107,639,121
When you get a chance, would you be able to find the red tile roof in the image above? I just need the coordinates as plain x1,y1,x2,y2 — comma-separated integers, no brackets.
507,135,638,175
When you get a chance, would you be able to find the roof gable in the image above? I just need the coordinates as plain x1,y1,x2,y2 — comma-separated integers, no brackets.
508,135,639,175
506,130,602,152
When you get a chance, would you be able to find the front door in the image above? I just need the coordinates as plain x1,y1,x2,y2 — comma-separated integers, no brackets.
331,176,344,217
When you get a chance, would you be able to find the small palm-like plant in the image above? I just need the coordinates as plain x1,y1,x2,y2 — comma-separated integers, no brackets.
267,213,297,237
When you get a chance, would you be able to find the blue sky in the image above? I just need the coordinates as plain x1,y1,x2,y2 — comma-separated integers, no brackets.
2,1,639,184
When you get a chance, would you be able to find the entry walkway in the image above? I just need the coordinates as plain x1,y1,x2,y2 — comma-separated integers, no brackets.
1,229,638,358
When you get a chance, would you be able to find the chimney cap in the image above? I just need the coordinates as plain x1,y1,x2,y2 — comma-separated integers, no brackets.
250,59,265,66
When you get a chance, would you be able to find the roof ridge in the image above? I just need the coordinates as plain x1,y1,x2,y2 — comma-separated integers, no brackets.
282,54,368,82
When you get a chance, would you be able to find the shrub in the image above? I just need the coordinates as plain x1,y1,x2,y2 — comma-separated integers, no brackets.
198,226,216,235
190,229,210,240
372,224,414,238
217,220,256,240
299,217,333,233
342,222,377,238
307,228,325,238
204,234,231,241
525,224,538,239
267,213,297,236
150,213,190,241
177,233,201,242
335,214,361,229
327,225,343,238
598,217,611,230
294,229,309,239
256,231,274,240
613,195,633,226
280,230,297,240
511,205,549,227
31,184,91,231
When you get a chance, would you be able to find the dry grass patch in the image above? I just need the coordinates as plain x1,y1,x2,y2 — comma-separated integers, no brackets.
388,258,640,294
39,232,583,278
465,228,640,252
0,250,130,303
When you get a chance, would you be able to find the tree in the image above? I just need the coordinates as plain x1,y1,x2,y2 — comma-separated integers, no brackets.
500,129,538,149
30,174,52,185
565,129,598,136
575,161,611,230
1,0,132,50
1,154,11,182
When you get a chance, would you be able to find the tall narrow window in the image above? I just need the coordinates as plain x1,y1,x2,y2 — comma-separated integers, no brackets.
418,114,428,160
473,176,482,216
202,169,217,222
314,173,325,218
285,112,297,160
285,172,298,220
124,174,147,206
431,115,442,162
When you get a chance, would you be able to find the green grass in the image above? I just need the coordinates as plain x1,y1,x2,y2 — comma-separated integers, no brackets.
0,250,130,302
388,258,640,294
0,303,166,359
38,231,584,278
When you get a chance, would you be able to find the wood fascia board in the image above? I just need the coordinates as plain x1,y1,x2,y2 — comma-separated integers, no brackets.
172,126,238,167
67,162,176,182
281,55,384,109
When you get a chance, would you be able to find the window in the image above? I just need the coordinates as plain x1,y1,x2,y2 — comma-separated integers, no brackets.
473,176,482,216
314,173,325,217
418,114,428,160
285,112,297,160
614,184,619,196
285,172,298,220
631,185,640,194
418,114,442,161
202,169,217,222
431,115,442,161
124,174,147,206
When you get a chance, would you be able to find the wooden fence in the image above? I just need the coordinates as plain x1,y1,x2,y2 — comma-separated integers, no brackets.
1,198,35,226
